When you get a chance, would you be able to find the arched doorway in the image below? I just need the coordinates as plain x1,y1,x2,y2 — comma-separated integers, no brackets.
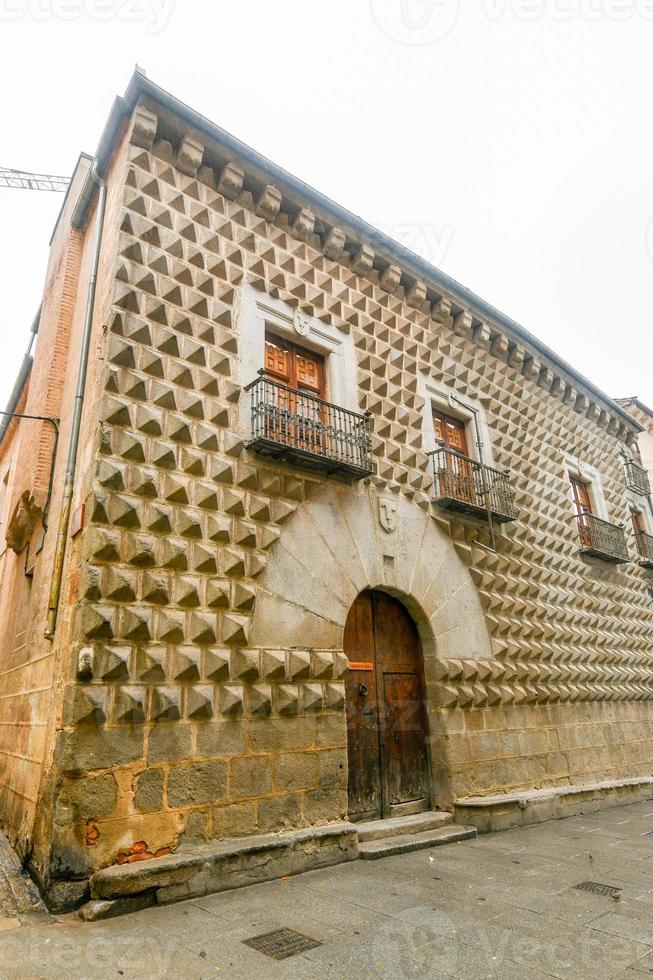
344,590,430,821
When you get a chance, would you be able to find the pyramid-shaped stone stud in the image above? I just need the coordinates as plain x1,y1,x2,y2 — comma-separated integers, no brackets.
104,569,137,603
114,686,146,724
161,538,188,571
275,685,299,716
219,685,244,717
206,578,230,609
261,650,286,681
121,608,152,642
97,460,126,490
186,685,214,720
206,515,231,543
324,683,345,711
248,684,272,718
85,527,121,563
125,535,156,568
231,583,255,612
230,649,259,682
332,653,349,680
128,468,158,499
221,613,250,646
188,613,217,646
80,566,102,601
222,549,245,577
287,651,311,681
195,482,219,512
81,604,116,640
135,645,167,682
233,521,256,548
311,652,334,679
69,686,107,726
141,572,170,605
171,647,201,682
150,686,181,722
192,545,218,574
177,511,203,540
302,684,324,713
96,645,131,681
204,647,229,681
157,611,185,644
174,577,201,608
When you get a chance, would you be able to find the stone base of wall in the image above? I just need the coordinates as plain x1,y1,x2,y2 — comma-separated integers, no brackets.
454,776,653,833
438,701,653,804
78,821,357,920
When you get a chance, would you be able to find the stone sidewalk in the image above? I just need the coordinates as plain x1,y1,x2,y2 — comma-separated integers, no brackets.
0,800,652,978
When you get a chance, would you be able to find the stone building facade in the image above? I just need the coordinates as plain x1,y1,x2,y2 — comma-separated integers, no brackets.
1,71,652,911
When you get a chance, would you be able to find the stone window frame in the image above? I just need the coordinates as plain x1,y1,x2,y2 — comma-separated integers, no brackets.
237,285,358,439
418,373,496,468
563,452,609,522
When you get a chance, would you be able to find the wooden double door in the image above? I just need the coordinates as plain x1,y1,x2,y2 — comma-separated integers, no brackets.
344,590,430,820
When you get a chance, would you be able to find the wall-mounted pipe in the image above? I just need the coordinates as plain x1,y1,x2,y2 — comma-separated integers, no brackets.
44,162,107,640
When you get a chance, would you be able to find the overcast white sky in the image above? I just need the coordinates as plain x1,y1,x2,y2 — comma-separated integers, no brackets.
1,0,651,412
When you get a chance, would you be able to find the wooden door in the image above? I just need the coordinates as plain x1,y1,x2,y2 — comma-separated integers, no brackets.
344,590,430,820
432,408,475,504
264,333,326,454
570,477,593,548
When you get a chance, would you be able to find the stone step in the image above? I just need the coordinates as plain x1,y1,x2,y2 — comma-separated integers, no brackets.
355,810,454,843
358,824,476,860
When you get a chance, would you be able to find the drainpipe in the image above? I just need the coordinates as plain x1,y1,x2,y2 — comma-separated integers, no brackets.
44,162,107,640
450,394,497,553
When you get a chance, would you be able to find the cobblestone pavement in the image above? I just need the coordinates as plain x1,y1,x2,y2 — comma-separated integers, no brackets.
0,801,652,978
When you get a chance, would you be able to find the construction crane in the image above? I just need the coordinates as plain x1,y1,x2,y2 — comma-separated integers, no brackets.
0,167,70,193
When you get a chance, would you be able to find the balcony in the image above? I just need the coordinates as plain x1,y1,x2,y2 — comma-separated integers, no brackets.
246,374,374,479
575,511,630,564
624,460,651,497
635,529,653,569
428,447,517,524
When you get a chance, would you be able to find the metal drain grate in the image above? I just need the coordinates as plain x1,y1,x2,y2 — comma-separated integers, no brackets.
574,881,622,898
243,928,322,960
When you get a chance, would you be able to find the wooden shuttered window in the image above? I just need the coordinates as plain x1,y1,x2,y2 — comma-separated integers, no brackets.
263,332,327,455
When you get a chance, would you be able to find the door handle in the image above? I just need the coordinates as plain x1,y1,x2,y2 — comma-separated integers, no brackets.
359,682,368,697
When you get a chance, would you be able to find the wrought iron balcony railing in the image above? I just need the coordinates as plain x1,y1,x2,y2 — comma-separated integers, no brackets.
575,511,630,564
635,529,653,569
428,447,517,524
624,460,651,497
246,374,374,479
